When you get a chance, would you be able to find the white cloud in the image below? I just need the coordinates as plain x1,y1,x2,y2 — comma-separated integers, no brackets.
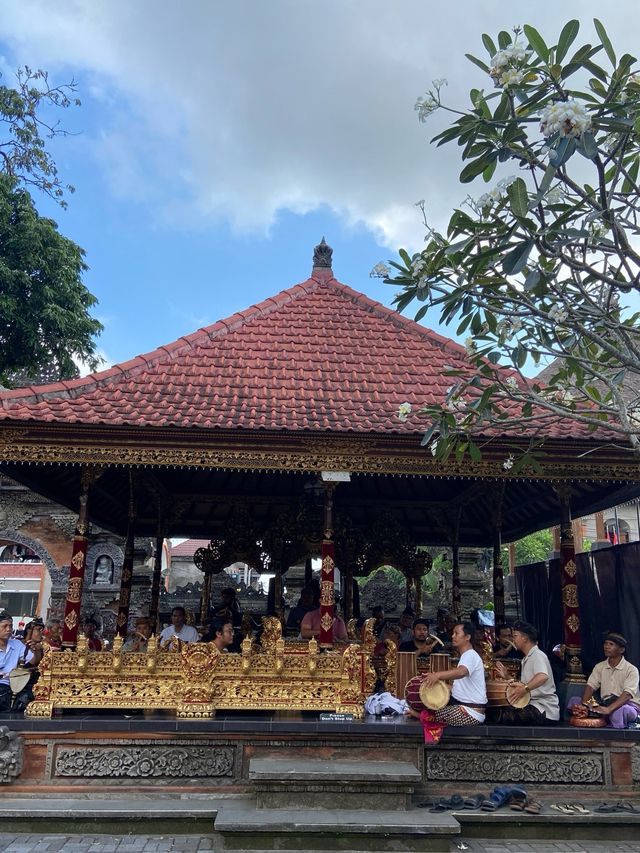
0,0,637,249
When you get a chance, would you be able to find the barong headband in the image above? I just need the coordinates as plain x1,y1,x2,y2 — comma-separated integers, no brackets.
606,632,627,648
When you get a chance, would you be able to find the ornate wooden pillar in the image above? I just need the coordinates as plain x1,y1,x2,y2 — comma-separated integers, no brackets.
557,485,584,682
343,569,354,621
149,514,164,630
273,563,284,620
451,543,461,618
116,473,136,637
62,467,100,648
319,482,337,648
199,570,214,625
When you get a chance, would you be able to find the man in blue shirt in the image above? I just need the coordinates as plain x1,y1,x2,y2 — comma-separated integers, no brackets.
0,610,39,712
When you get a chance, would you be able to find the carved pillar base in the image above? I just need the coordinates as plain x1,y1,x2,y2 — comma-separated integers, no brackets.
0,726,23,784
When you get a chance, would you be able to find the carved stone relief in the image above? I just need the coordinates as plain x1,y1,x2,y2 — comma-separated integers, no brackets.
54,745,234,778
632,744,640,784
425,744,605,784
0,726,23,784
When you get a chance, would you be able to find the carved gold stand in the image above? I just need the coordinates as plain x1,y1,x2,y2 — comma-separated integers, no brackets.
27,618,377,719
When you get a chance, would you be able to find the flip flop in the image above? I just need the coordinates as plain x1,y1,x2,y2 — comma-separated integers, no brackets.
429,794,465,812
509,789,528,811
570,804,590,815
481,786,512,811
616,802,640,814
523,799,542,815
463,794,485,810
595,803,618,813
550,804,575,815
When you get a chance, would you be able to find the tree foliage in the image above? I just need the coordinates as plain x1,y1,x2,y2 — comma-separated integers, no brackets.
0,68,102,386
0,175,102,385
383,20,640,465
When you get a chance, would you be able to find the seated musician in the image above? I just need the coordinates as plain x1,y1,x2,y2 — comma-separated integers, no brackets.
493,624,523,660
160,606,199,645
300,606,348,642
568,632,639,729
494,621,559,724
82,616,103,651
405,620,487,735
398,618,438,658
212,587,243,629
0,611,43,713
204,617,234,653
285,587,315,636
122,617,153,652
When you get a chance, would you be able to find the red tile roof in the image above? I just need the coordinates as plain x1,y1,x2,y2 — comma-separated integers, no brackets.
170,539,210,558
0,266,598,439
0,563,43,579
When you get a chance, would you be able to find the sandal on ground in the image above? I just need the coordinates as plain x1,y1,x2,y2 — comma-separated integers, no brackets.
550,803,575,815
463,794,485,810
481,786,512,811
509,789,528,811
616,802,640,814
523,799,542,814
595,803,619,813
429,794,465,812
569,803,590,815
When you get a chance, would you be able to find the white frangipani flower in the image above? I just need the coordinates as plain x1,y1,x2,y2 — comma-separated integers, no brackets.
465,336,477,356
548,304,569,323
503,454,515,470
540,100,591,138
397,402,412,422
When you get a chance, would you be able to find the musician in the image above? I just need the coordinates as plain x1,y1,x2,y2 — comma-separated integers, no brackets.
209,617,234,653
82,616,103,652
398,618,438,658
405,620,487,731
0,611,43,713
569,632,639,728
398,608,415,644
494,621,559,724
160,606,199,644
300,606,348,642
122,617,153,652
493,624,523,660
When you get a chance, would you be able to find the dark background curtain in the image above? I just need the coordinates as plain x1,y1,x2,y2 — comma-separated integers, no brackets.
515,562,549,647
614,542,640,668
547,558,564,653
575,552,604,675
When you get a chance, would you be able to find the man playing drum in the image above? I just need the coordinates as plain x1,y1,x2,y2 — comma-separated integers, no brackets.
405,620,487,739
568,632,639,728
494,621,559,724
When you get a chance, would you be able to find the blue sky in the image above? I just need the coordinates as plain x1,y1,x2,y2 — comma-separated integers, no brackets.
0,1,636,369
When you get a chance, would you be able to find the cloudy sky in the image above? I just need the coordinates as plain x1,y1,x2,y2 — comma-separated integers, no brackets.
0,0,636,367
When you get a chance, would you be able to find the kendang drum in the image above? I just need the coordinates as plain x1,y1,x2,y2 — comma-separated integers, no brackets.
405,675,451,711
486,679,530,709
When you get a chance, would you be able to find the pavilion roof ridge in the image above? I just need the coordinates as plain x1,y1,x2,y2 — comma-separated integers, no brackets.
0,266,481,410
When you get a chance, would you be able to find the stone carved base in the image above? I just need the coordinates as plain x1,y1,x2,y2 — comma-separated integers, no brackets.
425,744,606,785
0,726,23,784
54,745,234,778
633,745,640,784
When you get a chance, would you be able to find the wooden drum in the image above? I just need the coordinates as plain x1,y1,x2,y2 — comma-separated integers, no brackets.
405,675,451,711
486,679,530,709
429,652,451,673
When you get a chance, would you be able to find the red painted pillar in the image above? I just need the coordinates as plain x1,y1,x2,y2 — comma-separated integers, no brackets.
559,487,584,682
62,471,92,648
319,482,337,648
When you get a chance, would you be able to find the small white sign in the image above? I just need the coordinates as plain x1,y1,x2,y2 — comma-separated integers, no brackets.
320,471,351,482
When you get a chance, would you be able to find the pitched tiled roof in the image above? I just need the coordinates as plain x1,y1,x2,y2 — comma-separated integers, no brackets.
0,268,485,434
0,266,599,439
170,539,210,559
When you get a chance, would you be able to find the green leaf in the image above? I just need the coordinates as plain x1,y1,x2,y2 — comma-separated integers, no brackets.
523,24,549,63
460,155,493,183
578,131,599,160
507,177,529,217
556,20,580,63
498,31,512,49
468,442,482,462
482,159,497,182
622,156,639,193
465,53,490,74
399,248,412,268
503,240,534,276
593,18,616,66
482,33,497,58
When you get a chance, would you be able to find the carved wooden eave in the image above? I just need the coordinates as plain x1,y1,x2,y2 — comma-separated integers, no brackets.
1,421,640,481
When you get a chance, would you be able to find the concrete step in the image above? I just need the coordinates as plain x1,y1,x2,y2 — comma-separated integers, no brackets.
214,800,459,852
249,757,421,783
0,798,219,818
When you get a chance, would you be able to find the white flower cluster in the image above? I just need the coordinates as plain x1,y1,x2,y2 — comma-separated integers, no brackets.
548,304,568,324
503,454,515,470
540,100,591,139
546,186,565,204
415,94,438,122
489,44,528,88
477,175,518,210
505,376,519,391
411,256,426,277
370,262,390,278
465,336,477,356
397,402,412,422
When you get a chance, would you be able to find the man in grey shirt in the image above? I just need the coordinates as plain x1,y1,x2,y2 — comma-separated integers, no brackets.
494,621,560,724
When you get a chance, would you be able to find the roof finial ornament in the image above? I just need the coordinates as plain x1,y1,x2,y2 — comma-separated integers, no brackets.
313,237,333,270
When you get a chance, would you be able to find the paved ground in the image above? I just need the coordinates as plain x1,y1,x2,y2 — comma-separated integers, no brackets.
1,838,640,853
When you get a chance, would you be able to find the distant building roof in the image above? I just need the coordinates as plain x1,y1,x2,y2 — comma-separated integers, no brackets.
170,539,210,559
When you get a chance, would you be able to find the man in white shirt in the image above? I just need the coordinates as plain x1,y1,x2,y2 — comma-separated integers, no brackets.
160,607,199,645
569,632,639,728
495,620,559,724
405,620,487,731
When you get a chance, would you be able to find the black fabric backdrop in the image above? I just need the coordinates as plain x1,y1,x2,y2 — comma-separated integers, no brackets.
515,542,640,672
